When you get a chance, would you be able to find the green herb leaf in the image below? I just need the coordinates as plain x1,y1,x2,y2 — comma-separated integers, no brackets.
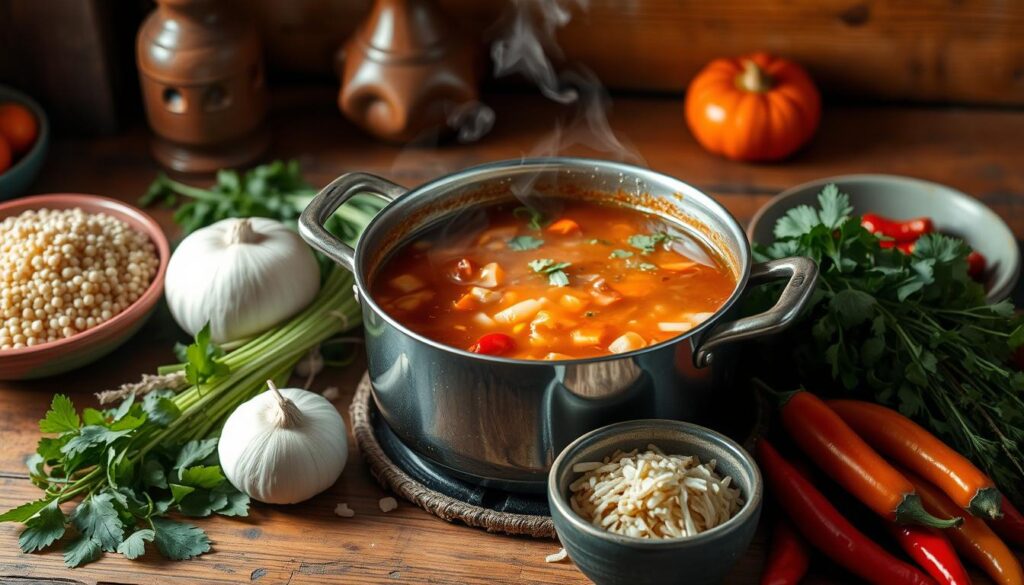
70,492,124,552
64,535,102,568
627,232,672,254
39,395,80,434
184,324,230,386
142,459,168,489
18,501,65,553
507,236,544,251
513,206,546,230
152,518,211,561
528,259,571,287
142,391,181,428
170,484,196,504
216,492,250,517
179,465,225,490
61,426,132,459
548,271,570,287
609,249,633,259
637,262,658,272
0,498,55,523
117,529,154,560
831,289,876,328
174,439,219,471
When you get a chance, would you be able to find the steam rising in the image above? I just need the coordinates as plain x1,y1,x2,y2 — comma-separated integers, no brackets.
488,0,643,165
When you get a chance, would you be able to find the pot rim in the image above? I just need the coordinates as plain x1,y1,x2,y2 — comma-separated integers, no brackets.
353,157,753,366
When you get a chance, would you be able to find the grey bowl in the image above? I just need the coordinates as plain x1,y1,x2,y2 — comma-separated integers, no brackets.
547,420,762,585
0,85,49,201
747,174,1020,302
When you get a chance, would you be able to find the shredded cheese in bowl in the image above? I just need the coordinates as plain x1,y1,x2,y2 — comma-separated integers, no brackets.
568,444,742,539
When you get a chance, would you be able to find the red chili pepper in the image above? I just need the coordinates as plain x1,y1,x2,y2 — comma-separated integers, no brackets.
891,524,972,585
990,496,1024,550
967,251,986,281
862,213,934,242
880,240,916,254
756,439,934,585
761,517,810,585
467,332,516,355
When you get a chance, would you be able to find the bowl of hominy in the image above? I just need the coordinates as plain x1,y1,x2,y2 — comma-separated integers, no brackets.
0,194,169,379
547,419,762,585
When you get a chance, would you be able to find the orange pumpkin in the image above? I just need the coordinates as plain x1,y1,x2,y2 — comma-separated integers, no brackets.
685,53,820,162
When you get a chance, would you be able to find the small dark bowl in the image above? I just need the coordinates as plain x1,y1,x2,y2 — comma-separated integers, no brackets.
0,85,49,200
548,420,762,585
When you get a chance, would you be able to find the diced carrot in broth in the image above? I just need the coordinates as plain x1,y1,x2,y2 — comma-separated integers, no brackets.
661,261,697,272
453,293,478,311
547,218,581,235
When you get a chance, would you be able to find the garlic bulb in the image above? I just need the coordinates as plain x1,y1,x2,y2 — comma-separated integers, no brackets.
218,381,348,504
165,217,320,344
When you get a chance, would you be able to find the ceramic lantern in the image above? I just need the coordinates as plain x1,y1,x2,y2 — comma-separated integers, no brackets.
137,0,270,173
338,0,480,143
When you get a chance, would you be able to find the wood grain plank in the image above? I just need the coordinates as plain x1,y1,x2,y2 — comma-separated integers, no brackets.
252,0,1024,105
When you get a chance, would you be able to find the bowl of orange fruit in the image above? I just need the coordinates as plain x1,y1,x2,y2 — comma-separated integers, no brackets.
0,85,48,200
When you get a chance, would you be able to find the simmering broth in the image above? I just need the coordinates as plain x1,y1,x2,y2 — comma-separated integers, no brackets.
371,198,736,360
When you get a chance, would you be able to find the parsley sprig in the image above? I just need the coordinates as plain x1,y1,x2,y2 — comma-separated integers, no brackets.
752,185,1024,501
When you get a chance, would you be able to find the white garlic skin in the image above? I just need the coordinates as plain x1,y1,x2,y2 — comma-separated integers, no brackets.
165,217,320,344
218,387,348,504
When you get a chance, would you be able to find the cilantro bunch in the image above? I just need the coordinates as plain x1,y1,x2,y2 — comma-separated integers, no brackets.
752,186,1024,502
0,329,248,567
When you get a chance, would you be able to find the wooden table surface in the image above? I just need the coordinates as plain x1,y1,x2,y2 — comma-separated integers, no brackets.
1,88,1022,584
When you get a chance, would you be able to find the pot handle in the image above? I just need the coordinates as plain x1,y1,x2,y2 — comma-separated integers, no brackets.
298,173,407,272
694,256,818,367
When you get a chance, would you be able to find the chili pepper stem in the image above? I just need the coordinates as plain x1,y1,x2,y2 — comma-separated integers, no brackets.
897,494,963,529
969,487,1003,520
750,378,799,406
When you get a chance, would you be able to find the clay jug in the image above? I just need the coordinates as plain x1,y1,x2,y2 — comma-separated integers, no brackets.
137,0,269,172
338,0,480,143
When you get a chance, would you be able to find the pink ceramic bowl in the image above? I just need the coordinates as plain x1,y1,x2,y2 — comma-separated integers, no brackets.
0,194,170,379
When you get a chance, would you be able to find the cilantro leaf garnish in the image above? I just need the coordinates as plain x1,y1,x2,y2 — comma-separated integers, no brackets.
609,249,633,259
514,206,547,230
508,235,544,251
528,258,572,287
627,232,673,254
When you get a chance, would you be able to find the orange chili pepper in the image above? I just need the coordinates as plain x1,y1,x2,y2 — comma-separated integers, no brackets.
779,390,961,528
908,472,1024,585
828,399,1001,519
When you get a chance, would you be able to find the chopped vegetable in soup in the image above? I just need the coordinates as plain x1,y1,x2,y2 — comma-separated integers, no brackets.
371,199,736,360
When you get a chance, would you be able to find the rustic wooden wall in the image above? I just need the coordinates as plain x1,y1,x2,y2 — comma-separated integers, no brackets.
251,0,1024,106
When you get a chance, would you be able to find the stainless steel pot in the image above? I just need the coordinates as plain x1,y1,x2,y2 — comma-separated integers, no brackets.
300,158,817,493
